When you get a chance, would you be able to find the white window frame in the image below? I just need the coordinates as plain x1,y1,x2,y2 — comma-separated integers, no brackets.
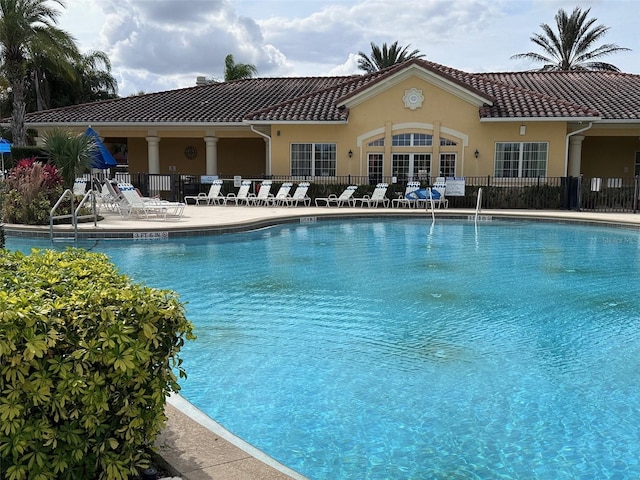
392,133,433,147
494,142,548,178
440,137,457,146
439,153,457,177
368,153,384,183
291,143,337,176
392,153,431,181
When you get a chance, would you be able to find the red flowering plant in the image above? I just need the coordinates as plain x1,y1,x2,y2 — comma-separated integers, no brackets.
1,157,64,224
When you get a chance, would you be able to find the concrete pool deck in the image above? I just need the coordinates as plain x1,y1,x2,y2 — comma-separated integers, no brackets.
7,204,640,239
5,205,640,479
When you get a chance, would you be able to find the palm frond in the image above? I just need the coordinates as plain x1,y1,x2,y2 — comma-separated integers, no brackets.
357,41,424,73
511,6,630,72
42,127,97,188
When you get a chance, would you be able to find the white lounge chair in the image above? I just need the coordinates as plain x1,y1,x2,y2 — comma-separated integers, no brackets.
118,183,185,220
353,183,390,208
315,185,358,207
101,180,127,213
391,181,422,208
92,181,112,213
283,182,311,207
247,180,273,206
431,181,449,208
117,183,164,219
73,177,87,196
225,180,252,205
269,182,293,206
184,180,224,205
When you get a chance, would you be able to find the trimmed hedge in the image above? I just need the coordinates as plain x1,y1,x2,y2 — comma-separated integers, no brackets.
0,248,195,480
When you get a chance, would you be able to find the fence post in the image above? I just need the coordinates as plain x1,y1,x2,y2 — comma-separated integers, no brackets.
634,176,639,214
170,173,179,202
577,175,583,211
485,176,492,209
561,176,580,211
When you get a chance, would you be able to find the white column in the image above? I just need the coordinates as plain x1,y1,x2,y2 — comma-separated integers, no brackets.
145,136,160,174
204,136,218,175
568,135,584,177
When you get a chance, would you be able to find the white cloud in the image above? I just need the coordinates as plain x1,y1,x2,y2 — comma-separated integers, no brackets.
57,0,640,96
326,53,360,77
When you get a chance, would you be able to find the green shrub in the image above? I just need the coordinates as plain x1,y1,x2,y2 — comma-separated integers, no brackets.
0,248,195,480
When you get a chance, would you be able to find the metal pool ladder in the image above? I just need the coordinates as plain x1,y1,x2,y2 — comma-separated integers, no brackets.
50,189,98,242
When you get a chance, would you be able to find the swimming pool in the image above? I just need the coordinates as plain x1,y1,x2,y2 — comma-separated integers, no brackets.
7,218,640,479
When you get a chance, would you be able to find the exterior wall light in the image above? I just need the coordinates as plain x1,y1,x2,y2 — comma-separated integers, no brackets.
519,124,526,135
474,149,479,159
348,149,353,158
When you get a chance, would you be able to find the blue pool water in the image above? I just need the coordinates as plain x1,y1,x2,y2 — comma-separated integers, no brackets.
7,219,640,479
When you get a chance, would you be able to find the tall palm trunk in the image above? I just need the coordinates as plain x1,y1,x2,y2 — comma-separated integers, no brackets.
7,60,27,146
0,0,83,147
33,69,48,111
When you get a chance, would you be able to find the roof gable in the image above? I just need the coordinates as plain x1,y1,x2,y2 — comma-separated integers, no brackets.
336,60,494,109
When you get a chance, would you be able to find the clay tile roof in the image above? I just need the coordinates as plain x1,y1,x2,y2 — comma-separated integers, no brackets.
23,76,354,124
472,75,600,119
21,61,640,126
409,61,600,119
245,70,389,122
479,71,640,120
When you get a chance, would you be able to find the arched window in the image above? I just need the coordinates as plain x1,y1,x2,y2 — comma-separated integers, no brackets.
440,137,457,146
392,133,433,146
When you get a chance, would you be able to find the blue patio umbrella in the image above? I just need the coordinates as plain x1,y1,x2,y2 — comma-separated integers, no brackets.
0,138,11,177
85,127,118,169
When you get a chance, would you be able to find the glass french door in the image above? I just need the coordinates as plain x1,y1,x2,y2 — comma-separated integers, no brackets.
368,153,383,184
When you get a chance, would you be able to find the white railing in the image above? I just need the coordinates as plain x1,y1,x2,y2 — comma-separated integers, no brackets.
425,187,435,223
475,188,483,223
50,189,98,242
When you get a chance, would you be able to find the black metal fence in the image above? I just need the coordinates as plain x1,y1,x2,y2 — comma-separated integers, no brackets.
122,173,639,213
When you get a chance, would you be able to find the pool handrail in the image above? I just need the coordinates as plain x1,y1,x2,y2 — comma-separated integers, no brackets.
475,188,483,223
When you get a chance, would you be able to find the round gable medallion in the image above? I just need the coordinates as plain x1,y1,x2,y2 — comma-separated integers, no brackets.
184,145,198,160
403,88,424,110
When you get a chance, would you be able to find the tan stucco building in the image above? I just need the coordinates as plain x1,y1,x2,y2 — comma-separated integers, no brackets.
23,59,640,183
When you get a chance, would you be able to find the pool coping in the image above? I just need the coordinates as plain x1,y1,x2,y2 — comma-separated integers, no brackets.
4,205,640,479
5,205,640,241
157,394,307,480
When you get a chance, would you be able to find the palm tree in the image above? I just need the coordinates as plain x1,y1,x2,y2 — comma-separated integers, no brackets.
42,50,117,108
0,0,80,146
73,50,117,103
223,54,258,81
42,127,96,188
357,41,425,73
29,43,79,111
511,7,630,71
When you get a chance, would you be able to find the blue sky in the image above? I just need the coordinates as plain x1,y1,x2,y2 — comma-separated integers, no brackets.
58,0,640,97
